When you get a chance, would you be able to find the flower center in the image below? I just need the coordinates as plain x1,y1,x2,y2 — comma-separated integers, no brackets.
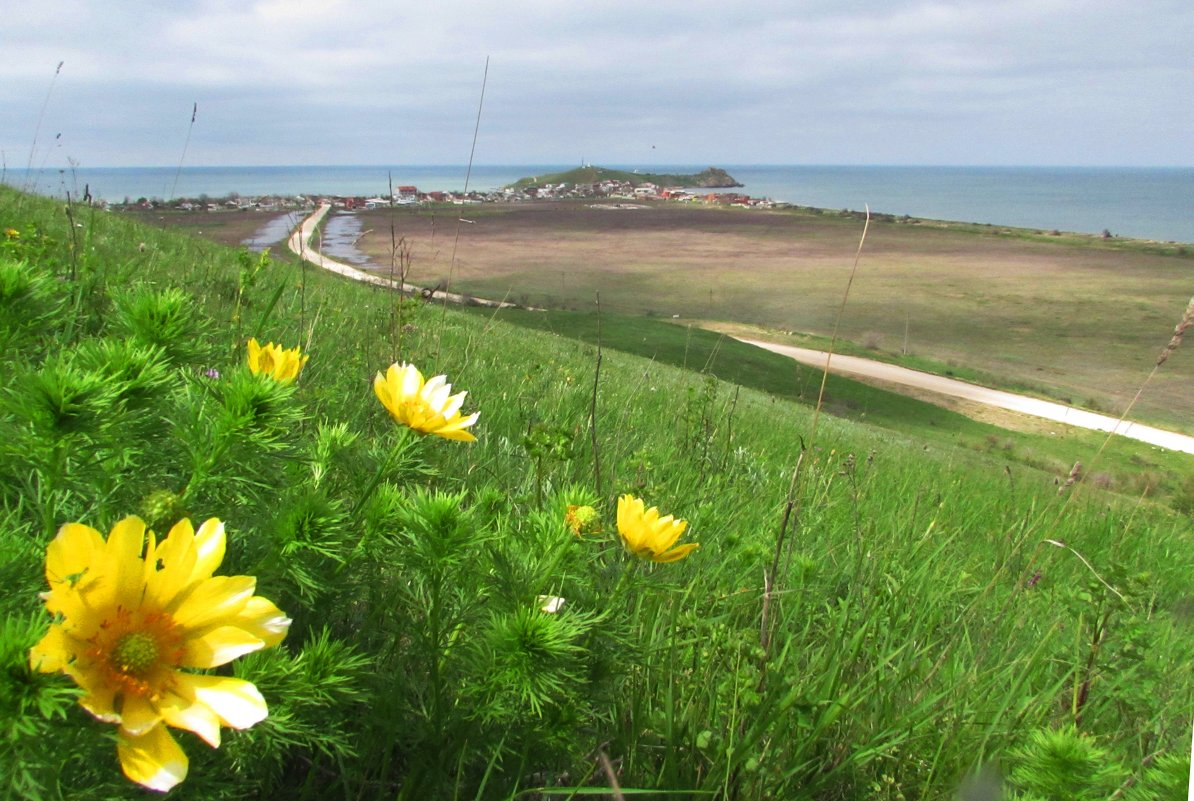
112,631,159,676
86,608,184,698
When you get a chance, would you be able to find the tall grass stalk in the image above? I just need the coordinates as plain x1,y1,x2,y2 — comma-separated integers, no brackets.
22,61,64,193
436,56,490,364
761,206,871,660
167,102,198,201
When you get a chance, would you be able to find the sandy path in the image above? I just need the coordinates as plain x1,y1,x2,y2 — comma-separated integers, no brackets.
287,204,521,308
739,339,1194,455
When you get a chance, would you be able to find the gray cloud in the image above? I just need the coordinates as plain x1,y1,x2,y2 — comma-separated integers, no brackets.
2,0,1191,166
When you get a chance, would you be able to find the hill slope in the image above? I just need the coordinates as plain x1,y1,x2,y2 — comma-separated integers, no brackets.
1,184,1191,801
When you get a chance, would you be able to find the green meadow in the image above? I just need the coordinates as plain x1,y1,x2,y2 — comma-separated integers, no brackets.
2,184,1192,800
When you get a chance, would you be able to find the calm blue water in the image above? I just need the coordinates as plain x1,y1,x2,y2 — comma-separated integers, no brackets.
9,163,1194,244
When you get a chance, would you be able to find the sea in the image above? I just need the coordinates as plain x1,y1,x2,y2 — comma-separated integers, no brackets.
8,163,1194,244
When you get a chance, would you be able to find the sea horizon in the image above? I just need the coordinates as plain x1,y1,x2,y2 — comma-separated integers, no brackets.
8,162,1194,244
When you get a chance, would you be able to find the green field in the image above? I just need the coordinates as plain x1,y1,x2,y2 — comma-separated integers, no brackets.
6,185,1191,800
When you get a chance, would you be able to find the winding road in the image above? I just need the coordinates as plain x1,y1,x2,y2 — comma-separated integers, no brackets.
739,339,1194,455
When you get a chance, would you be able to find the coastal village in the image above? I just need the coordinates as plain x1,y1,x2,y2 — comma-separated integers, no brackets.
109,175,787,213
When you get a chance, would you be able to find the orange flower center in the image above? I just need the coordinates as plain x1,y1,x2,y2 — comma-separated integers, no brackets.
87,608,184,699
564,505,598,536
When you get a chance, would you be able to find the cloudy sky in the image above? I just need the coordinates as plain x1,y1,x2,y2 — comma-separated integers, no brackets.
3,0,1192,168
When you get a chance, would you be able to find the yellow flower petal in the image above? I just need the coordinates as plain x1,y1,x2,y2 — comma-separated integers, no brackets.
169,575,256,631
99,516,149,612
117,725,188,792
247,338,263,372
119,694,163,737
652,542,701,563
373,370,394,411
175,674,268,729
159,690,223,748
72,664,120,722
399,362,421,397
45,522,104,590
232,596,292,648
145,519,198,607
145,518,229,610
181,625,266,668
650,516,688,554
28,624,72,673
191,518,226,577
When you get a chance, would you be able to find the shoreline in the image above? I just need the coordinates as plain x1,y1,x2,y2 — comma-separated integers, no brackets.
16,163,1194,244
126,194,1193,256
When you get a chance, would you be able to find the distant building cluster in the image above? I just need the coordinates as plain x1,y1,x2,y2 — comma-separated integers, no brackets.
505,178,781,208
112,179,784,213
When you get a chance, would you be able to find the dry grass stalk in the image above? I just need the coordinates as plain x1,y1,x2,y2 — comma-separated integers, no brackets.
1058,461,1082,495
596,748,625,801
1064,294,1194,507
436,56,489,364
760,207,871,661
1156,295,1194,367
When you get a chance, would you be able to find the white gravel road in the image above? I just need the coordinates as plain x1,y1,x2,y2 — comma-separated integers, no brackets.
739,339,1194,455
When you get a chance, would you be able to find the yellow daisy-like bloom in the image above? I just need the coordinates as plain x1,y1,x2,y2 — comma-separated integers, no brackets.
373,362,479,442
29,516,290,792
616,494,699,563
246,337,308,384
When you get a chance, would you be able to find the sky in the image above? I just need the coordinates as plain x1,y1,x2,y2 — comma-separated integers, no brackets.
2,0,1192,168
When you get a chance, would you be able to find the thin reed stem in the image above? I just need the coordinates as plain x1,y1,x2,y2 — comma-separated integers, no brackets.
589,291,604,497
23,61,63,192
760,207,871,656
1060,294,1193,509
167,102,197,201
437,56,489,365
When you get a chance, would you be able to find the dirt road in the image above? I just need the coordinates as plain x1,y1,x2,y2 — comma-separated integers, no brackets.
739,339,1194,455
287,204,521,308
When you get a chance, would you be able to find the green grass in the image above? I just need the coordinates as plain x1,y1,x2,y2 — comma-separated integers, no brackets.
1,184,1191,801
464,306,1194,503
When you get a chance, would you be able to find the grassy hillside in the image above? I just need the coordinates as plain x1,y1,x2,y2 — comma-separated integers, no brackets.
1,184,1191,800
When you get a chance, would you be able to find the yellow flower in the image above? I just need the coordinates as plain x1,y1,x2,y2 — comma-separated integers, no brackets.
246,337,307,384
373,362,479,441
4,227,19,238
616,494,699,563
29,517,290,792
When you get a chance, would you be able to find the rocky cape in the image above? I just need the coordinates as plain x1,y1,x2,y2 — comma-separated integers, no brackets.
509,166,743,189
